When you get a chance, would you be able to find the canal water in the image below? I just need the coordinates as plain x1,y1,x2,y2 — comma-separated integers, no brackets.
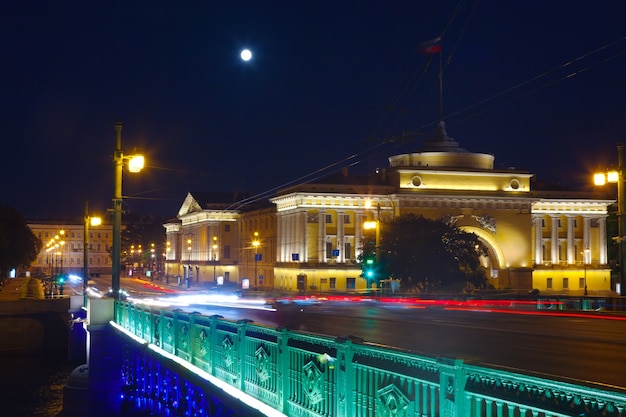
0,354,74,417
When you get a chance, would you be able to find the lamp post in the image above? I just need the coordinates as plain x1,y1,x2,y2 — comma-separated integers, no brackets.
582,247,590,296
252,232,260,286
111,121,144,299
212,236,218,284
165,241,171,284
187,237,192,287
83,200,101,307
594,143,625,295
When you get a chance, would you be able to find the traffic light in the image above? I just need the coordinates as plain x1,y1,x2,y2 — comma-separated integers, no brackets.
364,255,376,279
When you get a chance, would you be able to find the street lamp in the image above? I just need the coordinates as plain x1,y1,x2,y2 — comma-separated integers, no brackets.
212,236,218,283
252,232,260,286
165,241,171,284
594,143,625,295
582,247,590,296
83,200,101,307
111,121,144,299
187,237,192,287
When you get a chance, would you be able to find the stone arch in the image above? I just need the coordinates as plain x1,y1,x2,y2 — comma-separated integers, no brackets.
460,226,507,270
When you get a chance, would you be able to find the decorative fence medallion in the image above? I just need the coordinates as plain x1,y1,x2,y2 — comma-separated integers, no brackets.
198,329,208,356
376,384,409,417
153,317,161,346
165,319,174,343
222,336,234,367
302,360,323,405
255,345,270,382
180,324,189,349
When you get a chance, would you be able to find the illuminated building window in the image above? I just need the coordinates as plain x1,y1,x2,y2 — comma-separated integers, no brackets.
346,278,356,289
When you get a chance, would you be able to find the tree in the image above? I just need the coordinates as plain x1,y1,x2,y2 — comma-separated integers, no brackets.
0,204,42,280
378,213,487,293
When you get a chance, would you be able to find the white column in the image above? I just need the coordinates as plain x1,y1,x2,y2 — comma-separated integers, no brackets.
276,215,281,262
318,211,326,263
534,215,543,265
567,216,575,265
290,212,296,262
337,211,345,263
598,217,607,265
279,215,286,262
583,217,591,261
551,215,559,264
356,212,364,259
300,211,307,262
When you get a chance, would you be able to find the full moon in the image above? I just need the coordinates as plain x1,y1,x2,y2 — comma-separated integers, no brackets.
240,49,252,61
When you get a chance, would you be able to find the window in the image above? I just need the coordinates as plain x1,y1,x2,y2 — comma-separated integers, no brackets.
563,277,569,289
224,245,231,259
547,278,553,289
557,218,562,228
329,277,336,289
346,277,356,289
344,242,351,259
579,277,585,289
225,224,231,232
541,218,546,228
97,232,101,238
325,214,332,224
326,242,333,258
344,214,350,224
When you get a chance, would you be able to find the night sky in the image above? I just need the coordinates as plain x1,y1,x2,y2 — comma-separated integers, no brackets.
3,1,626,220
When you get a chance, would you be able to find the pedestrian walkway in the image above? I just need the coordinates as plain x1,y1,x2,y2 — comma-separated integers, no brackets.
0,277,45,301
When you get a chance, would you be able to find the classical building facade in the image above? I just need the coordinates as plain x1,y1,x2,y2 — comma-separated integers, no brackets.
28,220,113,277
165,122,616,295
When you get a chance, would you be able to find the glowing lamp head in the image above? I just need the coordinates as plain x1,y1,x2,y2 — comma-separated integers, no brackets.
363,221,377,230
607,170,619,183
593,173,607,186
128,155,144,173
90,217,102,227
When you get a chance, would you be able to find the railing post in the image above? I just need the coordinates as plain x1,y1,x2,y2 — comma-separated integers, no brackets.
335,336,357,417
236,319,252,392
438,357,467,417
208,314,222,376
276,327,289,414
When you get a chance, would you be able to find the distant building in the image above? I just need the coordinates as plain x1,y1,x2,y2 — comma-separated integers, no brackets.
165,121,616,295
28,219,113,277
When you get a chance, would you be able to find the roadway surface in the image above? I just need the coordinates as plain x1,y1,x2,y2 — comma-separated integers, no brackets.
81,275,626,391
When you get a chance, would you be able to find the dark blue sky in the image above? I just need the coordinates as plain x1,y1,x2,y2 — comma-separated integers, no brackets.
3,1,626,219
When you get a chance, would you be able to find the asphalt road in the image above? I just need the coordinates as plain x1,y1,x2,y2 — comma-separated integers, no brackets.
78,276,626,390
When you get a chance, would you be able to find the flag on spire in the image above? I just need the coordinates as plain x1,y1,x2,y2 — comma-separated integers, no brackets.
418,37,441,54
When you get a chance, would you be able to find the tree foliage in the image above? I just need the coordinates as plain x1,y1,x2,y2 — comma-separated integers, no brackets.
378,213,488,293
0,204,42,279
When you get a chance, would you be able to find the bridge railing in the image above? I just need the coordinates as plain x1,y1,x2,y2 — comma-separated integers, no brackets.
114,301,626,417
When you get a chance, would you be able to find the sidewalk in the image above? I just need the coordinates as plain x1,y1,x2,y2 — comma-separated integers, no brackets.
0,277,45,301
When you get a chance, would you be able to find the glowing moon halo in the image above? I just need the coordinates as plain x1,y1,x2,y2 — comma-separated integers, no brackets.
240,49,252,61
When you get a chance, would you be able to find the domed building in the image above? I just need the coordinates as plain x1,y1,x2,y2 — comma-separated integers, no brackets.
167,122,615,295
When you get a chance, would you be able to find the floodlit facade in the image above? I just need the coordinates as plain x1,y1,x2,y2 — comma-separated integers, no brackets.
28,220,113,277
166,122,616,295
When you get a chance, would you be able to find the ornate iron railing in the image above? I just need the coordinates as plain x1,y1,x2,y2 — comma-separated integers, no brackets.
114,301,626,417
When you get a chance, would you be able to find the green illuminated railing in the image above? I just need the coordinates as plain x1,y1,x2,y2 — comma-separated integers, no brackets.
114,301,626,416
